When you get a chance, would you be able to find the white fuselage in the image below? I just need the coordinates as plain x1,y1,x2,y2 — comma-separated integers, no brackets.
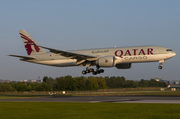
9,30,176,75
23,46,176,67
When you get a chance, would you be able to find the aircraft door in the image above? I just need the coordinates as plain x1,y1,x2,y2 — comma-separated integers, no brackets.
153,48,158,54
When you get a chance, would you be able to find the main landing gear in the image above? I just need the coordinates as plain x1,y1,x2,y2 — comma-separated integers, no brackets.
82,66,104,75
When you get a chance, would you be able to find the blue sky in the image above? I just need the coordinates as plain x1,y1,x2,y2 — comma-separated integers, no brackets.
0,0,179,81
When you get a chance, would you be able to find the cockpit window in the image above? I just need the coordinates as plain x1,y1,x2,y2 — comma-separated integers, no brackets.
166,49,173,51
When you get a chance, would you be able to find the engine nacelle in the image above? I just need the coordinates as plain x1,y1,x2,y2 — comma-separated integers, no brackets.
115,63,132,69
96,56,115,67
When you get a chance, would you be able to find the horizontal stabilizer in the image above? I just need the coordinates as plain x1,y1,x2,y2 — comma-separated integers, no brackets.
8,55,36,60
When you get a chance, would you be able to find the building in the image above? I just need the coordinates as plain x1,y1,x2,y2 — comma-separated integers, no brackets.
20,79,43,83
167,85,180,90
174,81,179,85
0,79,12,83
28,80,36,83
21,80,28,83
151,77,162,82
159,80,168,84
36,80,43,83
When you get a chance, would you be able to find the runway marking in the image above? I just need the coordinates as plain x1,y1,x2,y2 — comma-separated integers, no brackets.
1,96,180,103
120,100,180,104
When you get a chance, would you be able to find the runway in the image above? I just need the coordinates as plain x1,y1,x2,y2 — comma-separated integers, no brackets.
1,96,180,103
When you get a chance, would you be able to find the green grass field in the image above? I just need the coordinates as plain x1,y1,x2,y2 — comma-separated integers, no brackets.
0,102,180,119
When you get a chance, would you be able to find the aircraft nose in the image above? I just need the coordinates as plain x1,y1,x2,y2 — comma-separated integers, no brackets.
172,51,176,57
169,51,176,58
166,51,176,58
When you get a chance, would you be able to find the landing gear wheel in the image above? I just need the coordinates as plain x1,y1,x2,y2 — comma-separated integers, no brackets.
100,69,104,73
82,70,87,74
93,71,97,75
96,70,100,74
96,65,100,69
86,69,90,73
89,68,94,72
158,66,162,69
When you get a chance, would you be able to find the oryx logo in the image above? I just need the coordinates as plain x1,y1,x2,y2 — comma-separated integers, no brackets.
105,59,108,63
20,33,40,55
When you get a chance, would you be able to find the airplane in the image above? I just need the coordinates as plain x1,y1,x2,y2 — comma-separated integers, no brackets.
8,30,176,75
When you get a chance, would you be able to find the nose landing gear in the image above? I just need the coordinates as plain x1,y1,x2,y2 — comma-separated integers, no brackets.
158,60,164,70
158,66,162,69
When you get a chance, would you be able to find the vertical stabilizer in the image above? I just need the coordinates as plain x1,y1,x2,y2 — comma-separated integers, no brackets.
19,30,46,55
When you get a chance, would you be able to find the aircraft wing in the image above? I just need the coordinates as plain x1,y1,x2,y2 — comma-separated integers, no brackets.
8,55,36,60
32,44,98,62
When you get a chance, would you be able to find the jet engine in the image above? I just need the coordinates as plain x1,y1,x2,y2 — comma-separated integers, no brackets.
115,63,131,69
96,56,115,67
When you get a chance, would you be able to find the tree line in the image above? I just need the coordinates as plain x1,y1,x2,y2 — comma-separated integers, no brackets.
105,77,167,88
0,76,167,92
